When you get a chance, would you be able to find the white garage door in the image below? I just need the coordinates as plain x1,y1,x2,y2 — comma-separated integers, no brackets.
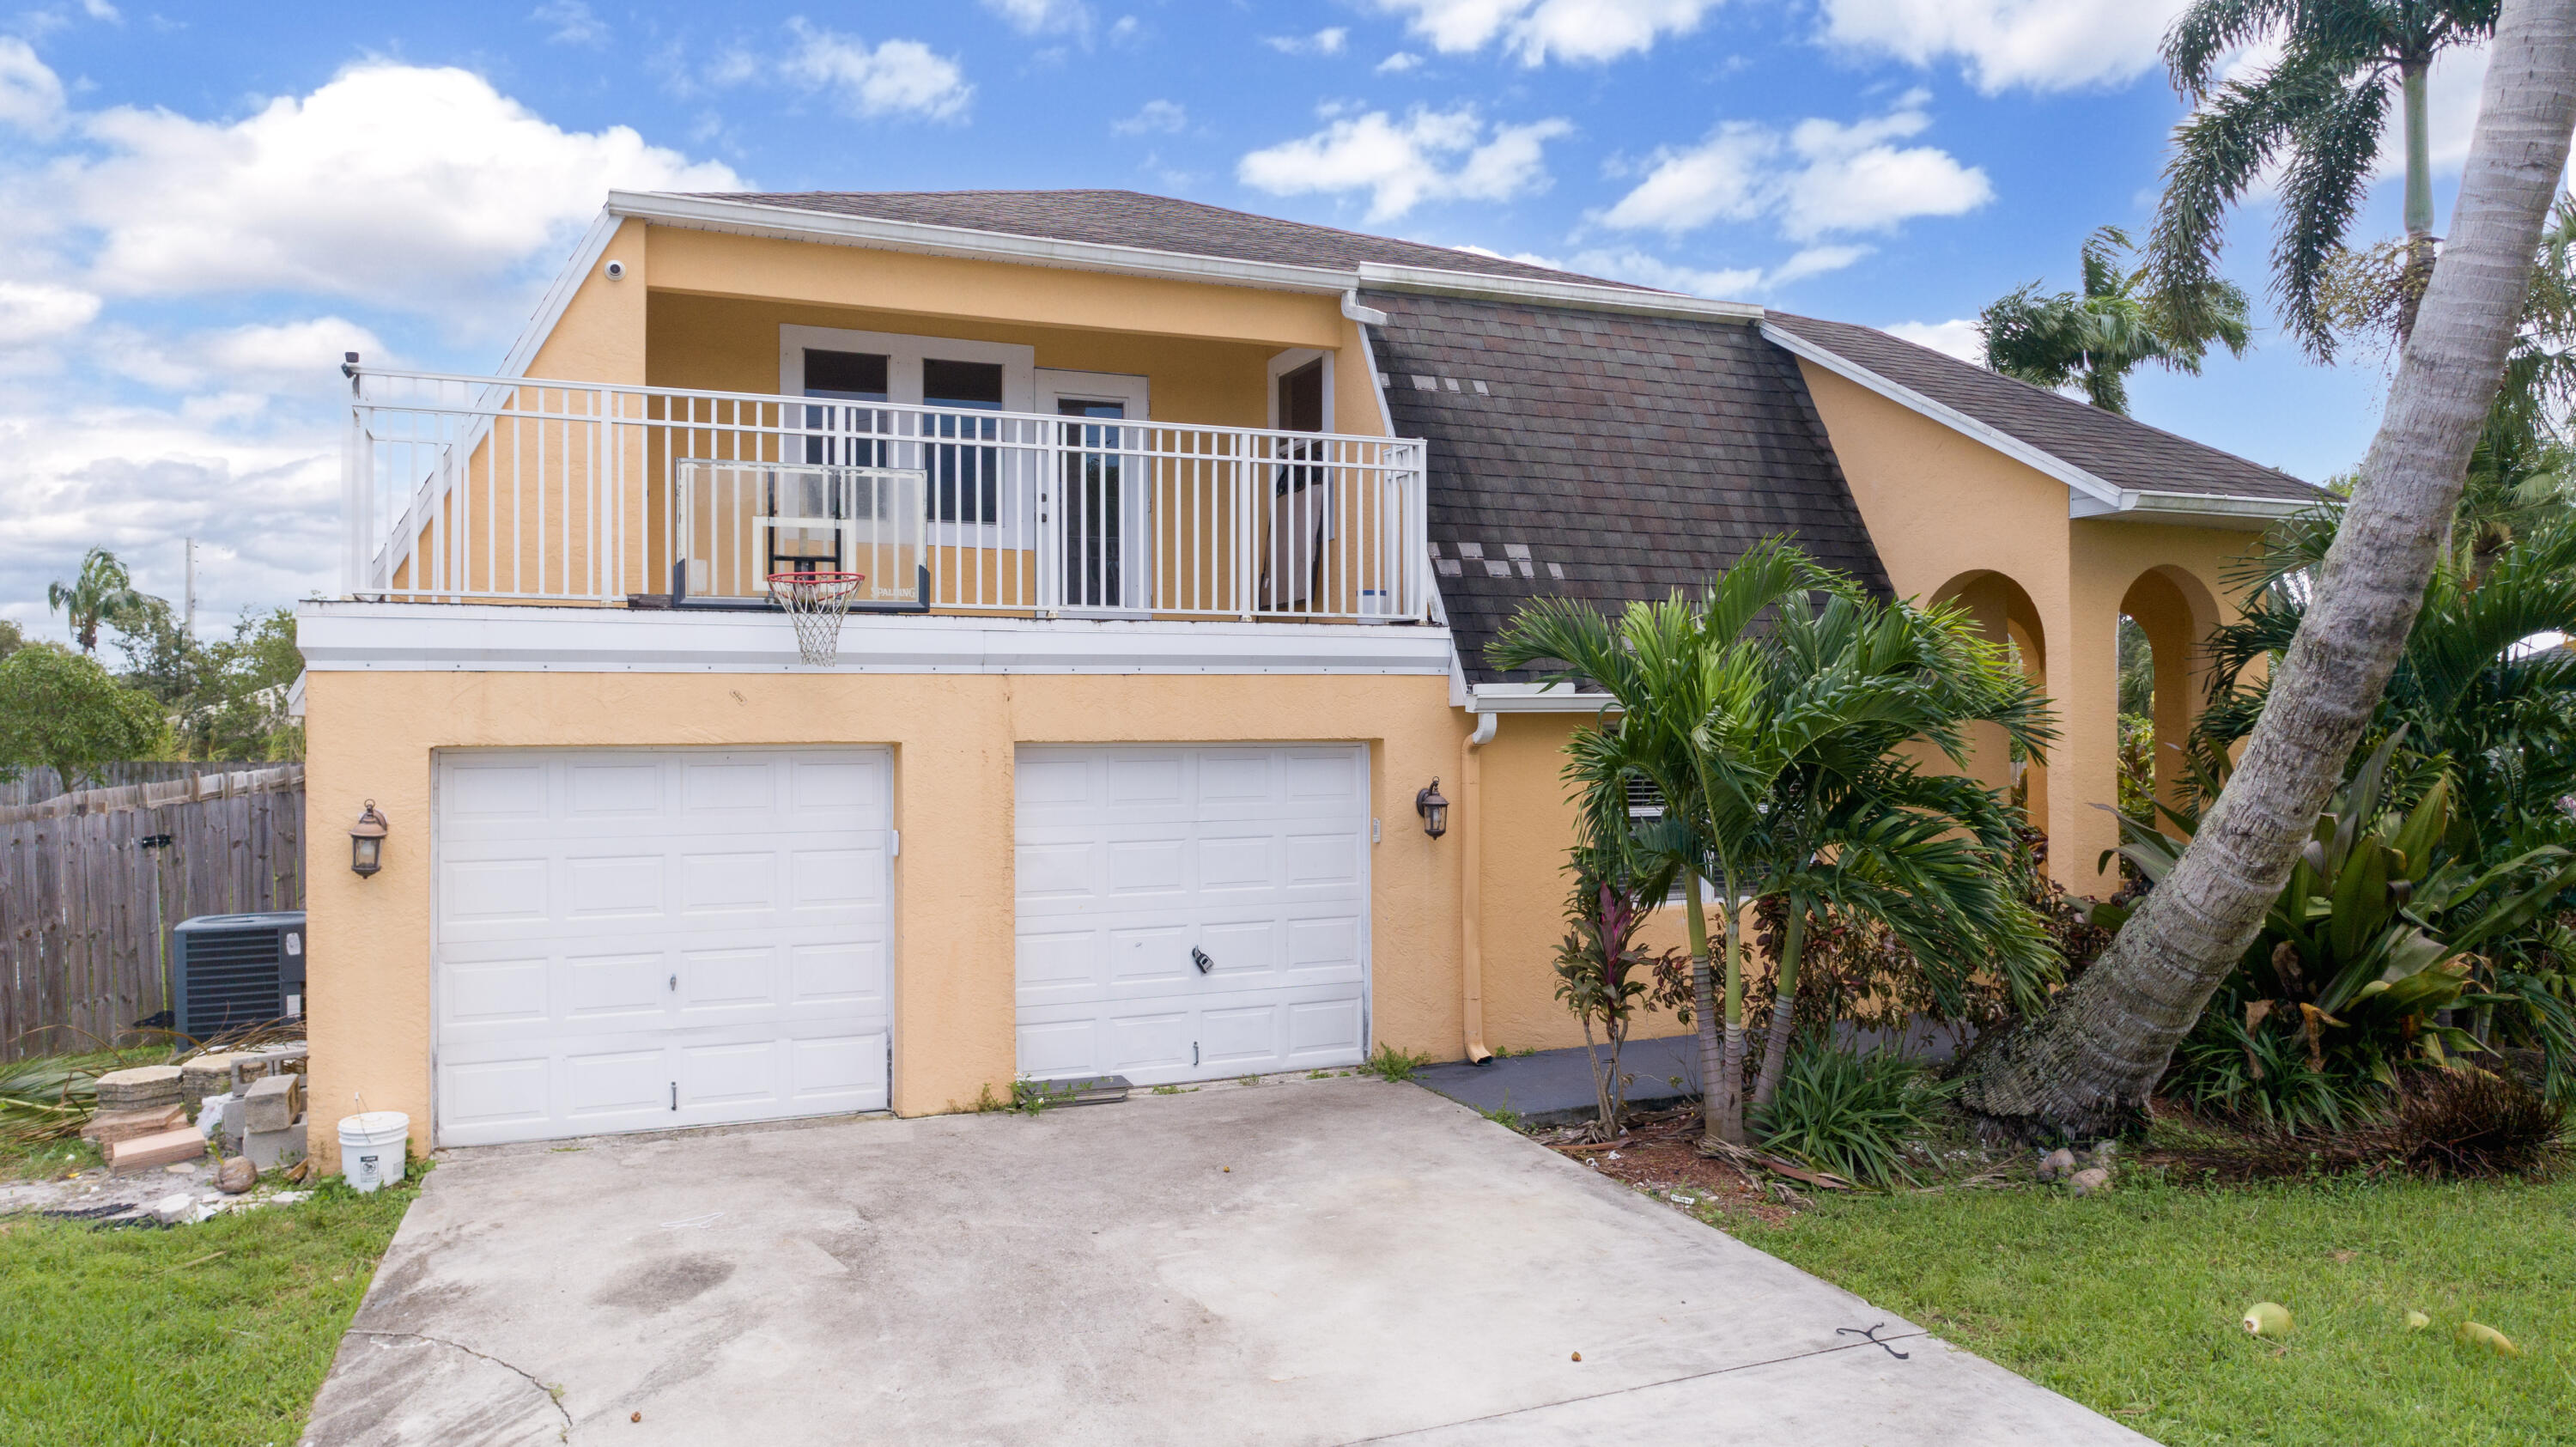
1015,744,1370,1085
434,748,890,1146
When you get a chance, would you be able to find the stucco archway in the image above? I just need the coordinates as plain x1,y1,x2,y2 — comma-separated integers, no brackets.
1932,569,2050,832
2117,564,2222,822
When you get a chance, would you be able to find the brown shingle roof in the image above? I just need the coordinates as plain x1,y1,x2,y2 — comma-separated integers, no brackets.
676,189,1646,290
1765,313,2323,506
1365,291,1889,684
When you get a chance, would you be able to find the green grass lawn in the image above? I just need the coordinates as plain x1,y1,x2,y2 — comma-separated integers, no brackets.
0,1176,416,1446
1728,1170,2576,1446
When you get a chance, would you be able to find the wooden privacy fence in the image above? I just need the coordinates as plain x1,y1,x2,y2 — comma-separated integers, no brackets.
1,762,305,1061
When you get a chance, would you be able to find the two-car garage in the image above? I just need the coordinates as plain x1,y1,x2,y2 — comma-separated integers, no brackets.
429,743,1371,1146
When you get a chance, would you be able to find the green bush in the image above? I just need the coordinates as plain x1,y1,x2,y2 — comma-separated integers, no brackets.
2165,1002,2364,1136
1754,1041,1953,1190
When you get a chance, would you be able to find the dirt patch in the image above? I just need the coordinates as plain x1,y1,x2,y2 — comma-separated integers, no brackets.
1538,1107,1802,1226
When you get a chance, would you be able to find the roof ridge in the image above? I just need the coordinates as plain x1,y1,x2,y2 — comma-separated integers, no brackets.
670,187,1643,291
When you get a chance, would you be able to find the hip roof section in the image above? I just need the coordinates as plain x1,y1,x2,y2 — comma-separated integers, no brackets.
1364,290,1891,686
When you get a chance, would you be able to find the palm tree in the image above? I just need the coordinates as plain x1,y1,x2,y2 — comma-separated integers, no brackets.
2199,508,2576,866
1491,541,1823,1148
46,548,143,655
1982,226,2252,414
1738,590,2061,1110
1959,0,2576,1135
2148,0,2498,360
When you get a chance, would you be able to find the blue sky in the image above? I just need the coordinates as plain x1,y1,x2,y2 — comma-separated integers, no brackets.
0,0,2492,640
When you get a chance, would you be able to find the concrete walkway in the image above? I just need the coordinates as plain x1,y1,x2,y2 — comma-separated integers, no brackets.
303,1075,2144,1447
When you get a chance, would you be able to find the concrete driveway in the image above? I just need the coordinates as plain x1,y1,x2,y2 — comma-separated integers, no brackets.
303,1075,2144,1446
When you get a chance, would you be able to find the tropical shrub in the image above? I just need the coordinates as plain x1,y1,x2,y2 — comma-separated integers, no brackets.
1754,1041,1954,1190
1552,854,1691,1140
2111,735,2576,1115
2163,1000,2364,1135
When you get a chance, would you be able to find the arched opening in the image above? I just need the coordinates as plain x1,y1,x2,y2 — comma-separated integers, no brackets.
1932,569,2049,835
2117,565,2222,830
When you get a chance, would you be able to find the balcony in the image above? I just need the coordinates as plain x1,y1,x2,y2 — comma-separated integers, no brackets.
342,368,1431,626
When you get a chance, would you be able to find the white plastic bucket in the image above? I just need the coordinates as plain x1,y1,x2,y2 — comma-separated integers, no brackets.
338,1112,410,1194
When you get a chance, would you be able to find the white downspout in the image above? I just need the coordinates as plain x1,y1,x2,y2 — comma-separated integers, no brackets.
1459,708,1499,1065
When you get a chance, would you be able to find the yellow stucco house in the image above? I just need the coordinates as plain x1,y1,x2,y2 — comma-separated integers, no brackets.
300,189,2318,1159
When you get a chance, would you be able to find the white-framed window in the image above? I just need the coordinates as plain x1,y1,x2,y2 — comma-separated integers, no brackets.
779,325,1038,547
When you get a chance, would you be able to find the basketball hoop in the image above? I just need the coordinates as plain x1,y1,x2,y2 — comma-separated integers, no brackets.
767,570,864,666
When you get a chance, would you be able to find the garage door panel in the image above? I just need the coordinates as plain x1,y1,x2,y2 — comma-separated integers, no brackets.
435,748,890,1146
1016,1017,1101,1077
565,854,665,920
792,847,884,909
788,942,885,1006
1016,744,1367,1084
444,858,550,925
441,957,550,1029
1106,837,1188,895
564,951,665,1023
566,761,662,817
1288,997,1364,1058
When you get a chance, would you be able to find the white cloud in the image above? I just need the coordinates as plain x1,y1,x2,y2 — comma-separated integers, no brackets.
56,64,739,310
1886,318,1984,362
1815,0,2188,94
1266,27,1350,57
0,281,99,344
82,0,119,17
1378,51,1425,73
1240,106,1573,221
532,0,607,46
0,38,66,134
1113,99,1186,136
102,316,389,392
1600,94,1990,241
1570,248,1764,296
983,0,1092,36
1767,242,1873,283
782,22,972,120
1371,0,1720,66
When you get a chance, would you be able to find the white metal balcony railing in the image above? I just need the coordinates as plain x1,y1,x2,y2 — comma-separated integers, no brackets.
342,368,1430,625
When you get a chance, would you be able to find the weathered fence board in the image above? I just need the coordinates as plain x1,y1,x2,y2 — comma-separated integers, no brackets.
1,763,304,1061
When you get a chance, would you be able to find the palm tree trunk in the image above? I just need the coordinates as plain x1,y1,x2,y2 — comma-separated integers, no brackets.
2400,57,2439,341
1710,872,1749,1146
1958,0,2576,1138
1682,872,1725,1146
1753,896,1808,1112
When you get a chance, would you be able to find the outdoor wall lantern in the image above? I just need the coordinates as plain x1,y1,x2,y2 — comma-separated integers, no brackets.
1414,779,1449,840
349,801,389,879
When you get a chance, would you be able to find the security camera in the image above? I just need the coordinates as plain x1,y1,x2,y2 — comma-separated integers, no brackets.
604,259,627,280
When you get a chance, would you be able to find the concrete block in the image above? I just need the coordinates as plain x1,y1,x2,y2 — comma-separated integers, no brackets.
220,1095,247,1154
245,1114,307,1171
107,1127,206,1174
94,1065,185,1112
180,1054,246,1099
243,1073,303,1134
81,1103,186,1146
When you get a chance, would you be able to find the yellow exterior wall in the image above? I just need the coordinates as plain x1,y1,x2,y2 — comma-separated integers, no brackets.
1792,359,2259,896
302,667,1468,1164
644,226,1348,351
645,291,1279,430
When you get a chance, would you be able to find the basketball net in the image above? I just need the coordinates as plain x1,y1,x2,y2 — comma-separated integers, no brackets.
767,570,864,666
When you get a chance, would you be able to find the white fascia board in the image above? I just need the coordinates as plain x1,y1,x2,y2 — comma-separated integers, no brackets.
295,603,1455,676
495,211,622,380
1359,262,1764,323
607,192,1359,296
1762,321,2128,511
2106,489,2313,526
1466,682,1617,714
